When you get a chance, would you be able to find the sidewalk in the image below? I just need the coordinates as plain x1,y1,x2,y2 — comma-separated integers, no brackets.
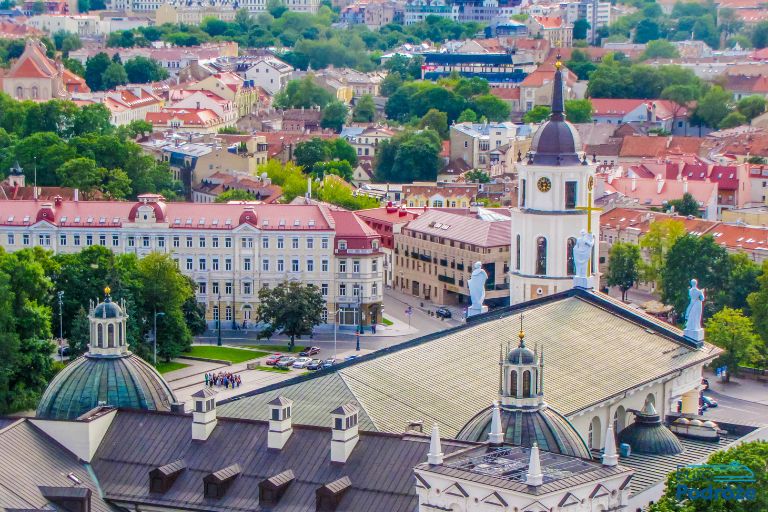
704,368,768,405
384,286,466,324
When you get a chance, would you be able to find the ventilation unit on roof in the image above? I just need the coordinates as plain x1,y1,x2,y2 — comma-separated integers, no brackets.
174,219,181,224
308,219,315,227
294,219,300,226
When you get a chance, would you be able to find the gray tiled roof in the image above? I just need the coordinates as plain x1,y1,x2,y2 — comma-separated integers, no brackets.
91,409,474,512
0,419,116,511
219,290,720,438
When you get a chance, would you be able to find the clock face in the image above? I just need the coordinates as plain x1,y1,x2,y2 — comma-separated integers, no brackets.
537,177,552,192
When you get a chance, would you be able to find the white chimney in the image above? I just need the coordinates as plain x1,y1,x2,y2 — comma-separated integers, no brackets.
656,175,665,194
631,176,637,192
191,388,217,441
427,423,444,465
267,396,293,450
602,424,619,466
525,443,543,486
330,403,359,464
488,401,503,446
683,176,689,194
74,188,79,202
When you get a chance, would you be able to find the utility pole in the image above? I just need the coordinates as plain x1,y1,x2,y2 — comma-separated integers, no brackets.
57,291,64,362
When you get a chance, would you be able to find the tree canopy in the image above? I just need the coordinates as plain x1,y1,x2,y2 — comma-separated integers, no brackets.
374,129,442,182
257,281,324,349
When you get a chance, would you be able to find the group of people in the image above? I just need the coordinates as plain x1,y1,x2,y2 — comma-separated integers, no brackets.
204,371,242,389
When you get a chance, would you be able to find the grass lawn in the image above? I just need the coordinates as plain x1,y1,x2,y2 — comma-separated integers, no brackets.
244,344,302,353
184,346,268,363
381,316,394,326
253,366,292,373
155,361,189,374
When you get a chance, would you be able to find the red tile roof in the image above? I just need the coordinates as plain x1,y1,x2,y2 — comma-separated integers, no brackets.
619,135,670,158
533,15,564,29
490,87,520,100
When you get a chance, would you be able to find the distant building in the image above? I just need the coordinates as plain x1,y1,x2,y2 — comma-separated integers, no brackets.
27,14,107,36
518,62,578,111
340,0,401,28
404,0,456,25
421,52,527,84
590,98,702,136
402,182,480,208
450,121,530,171
110,0,319,14
2,39,89,100
281,108,323,133
342,125,395,158
100,85,164,126
561,0,611,43
526,15,573,47
191,171,282,203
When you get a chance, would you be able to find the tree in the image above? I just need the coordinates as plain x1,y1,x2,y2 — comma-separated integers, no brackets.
606,242,642,301
641,40,679,60
419,108,449,139
201,16,229,36
215,189,257,202
321,101,348,133
274,76,333,109
747,260,768,358
665,192,700,216
692,86,732,129
737,95,766,121
294,137,330,170
101,62,128,90
457,108,478,123
649,441,768,511
661,84,699,118
471,94,511,122
565,99,593,123
327,137,357,166
639,219,686,290
719,111,748,129
661,234,730,318
722,252,761,313
63,58,85,77
312,160,353,181
635,18,660,43
257,281,324,349
352,94,376,122
566,49,597,80
84,52,112,91
55,157,131,199
706,308,760,380
464,169,490,183
573,19,590,40
68,307,90,358
752,20,768,49
523,105,551,123
380,71,403,97
124,57,169,83
374,129,441,182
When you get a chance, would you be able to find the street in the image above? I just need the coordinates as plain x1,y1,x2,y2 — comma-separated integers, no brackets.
703,390,768,426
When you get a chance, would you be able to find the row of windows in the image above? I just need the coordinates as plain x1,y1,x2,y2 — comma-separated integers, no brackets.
179,257,332,273
199,280,379,298
514,235,581,276
338,259,378,273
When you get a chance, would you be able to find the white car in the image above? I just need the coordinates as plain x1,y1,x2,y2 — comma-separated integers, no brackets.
291,357,312,369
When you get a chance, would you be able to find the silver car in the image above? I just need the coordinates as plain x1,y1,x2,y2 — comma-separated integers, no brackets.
291,357,312,369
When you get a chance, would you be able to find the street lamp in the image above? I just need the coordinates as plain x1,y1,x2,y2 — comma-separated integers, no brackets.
57,291,64,362
217,293,222,346
333,308,342,359
153,310,165,365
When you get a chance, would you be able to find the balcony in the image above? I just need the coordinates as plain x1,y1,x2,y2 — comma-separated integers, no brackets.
438,275,455,284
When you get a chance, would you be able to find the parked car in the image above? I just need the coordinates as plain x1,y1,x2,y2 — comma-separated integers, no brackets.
435,307,452,319
265,353,283,366
306,359,324,370
300,346,320,357
345,355,359,362
321,358,337,369
292,357,312,369
275,356,297,368
701,395,718,408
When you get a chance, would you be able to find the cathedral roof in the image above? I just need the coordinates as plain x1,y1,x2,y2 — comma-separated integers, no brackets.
93,297,123,319
617,401,683,455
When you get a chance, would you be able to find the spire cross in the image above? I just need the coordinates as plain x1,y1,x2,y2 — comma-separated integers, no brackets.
574,176,602,234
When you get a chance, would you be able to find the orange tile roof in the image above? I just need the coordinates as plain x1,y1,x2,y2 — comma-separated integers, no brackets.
490,87,520,100
619,135,670,158
533,15,564,29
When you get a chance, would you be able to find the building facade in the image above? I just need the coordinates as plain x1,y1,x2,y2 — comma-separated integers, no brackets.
0,195,383,329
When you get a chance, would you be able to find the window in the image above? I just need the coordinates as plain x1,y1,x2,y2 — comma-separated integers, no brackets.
60,234,67,246
339,260,347,273
225,258,232,271
339,283,347,296
339,240,347,250
353,260,360,273
277,237,284,249
199,258,207,271
262,237,269,249
372,259,378,272
38,234,51,246
7,234,14,245
173,236,180,248
199,236,206,248
22,234,30,246
199,282,207,294
141,235,149,247
86,234,93,246
73,234,80,246
536,237,547,275
307,259,314,271
157,236,165,248
291,259,299,272
322,259,329,272
522,370,532,398
521,179,526,208
225,237,232,248
225,305,232,321
243,282,252,295
186,236,193,248
307,238,314,249
242,237,253,248
372,282,378,296
510,370,518,396
225,282,232,294
262,258,269,271
515,234,521,271
277,259,284,272
212,258,220,271
566,237,576,276
212,282,219,295
565,181,578,209
322,238,329,249
186,258,193,271
292,237,299,249
213,305,219,321
212,237,219,248
243,258,252,271
321,283,328,296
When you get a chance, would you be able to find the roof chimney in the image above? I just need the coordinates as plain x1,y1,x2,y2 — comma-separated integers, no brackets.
602,424,619,467
74,188,79,202
191,388,217,441
330,403,359,464
427,422,443,465
525,443,543,486
488,401,504,446
683,176,688,194
631,176,637,192
268,396,293,450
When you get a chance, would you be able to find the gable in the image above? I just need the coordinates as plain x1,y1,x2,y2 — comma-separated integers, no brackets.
558,491,581,507
482,491,508,507
444,482,469,498
589,483,611,499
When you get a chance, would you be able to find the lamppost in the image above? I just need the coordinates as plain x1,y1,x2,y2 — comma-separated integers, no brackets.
356,284,363,351
217,293,222,346
333,308,342,359
153,310,165,365
57,291,64,362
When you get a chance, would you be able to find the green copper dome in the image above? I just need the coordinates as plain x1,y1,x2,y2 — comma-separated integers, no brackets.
36,353,177,420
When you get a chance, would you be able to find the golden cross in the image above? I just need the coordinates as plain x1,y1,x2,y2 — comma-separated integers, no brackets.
575,176,601,234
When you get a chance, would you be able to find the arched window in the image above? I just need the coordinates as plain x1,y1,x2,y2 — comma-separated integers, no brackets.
118,323,123,346
108,324,115,348
566,237,576,276
515,234,521,271
613,406,626,434
522,370,531,398
31,86,38,99
510,370,518,396
15,86,22,99
97,324,103,348
535,237,547,275
589,416,602,449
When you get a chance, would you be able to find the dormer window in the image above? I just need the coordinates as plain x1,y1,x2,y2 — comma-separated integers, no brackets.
339,240,347,250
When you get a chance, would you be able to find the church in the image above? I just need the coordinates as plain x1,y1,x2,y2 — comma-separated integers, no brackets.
0,64,761,512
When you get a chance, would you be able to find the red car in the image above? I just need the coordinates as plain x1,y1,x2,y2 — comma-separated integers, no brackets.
300,346,320,357
265,353,283,366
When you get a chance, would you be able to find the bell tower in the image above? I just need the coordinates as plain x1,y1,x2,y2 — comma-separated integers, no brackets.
499,320,545,409
88,286,129,357
509,59,599,304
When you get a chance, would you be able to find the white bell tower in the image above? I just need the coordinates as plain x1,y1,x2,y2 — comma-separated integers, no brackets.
509,60,599,304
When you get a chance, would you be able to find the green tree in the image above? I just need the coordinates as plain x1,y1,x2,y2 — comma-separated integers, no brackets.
380,71,403,97
63,58,85,77
419,108,449,139
692,86,732,129
523,105,551,123
123,56,169,83
67,306,90,358
200,16,229,36
665,192,700,216
565,99,593,123
747,260,768,363
215,189,257,202
721,252,761,313
294,137,331,169
374,129,441,182
321,101,348,133
457,108,478,123
606,242,642,301
752,20,768,48
257,281,324,349
471,94,511,121
706,308,760,380
311,160,353,181
352,94,376,122
55,157,131,199
274,76,333,109
327,137,357,166
635,18,660,43
661,234,730,317
639,219,686,289
464,169,490,183
84,52,112,91
661,84,699,118
101,62,128,90
641,40,679,60
573,19,590,40
737,95,766,121
566,49,597,80
719,111,748,129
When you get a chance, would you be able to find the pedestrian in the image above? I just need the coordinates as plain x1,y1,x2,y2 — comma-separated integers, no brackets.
204,373,209,386
372,324,376,334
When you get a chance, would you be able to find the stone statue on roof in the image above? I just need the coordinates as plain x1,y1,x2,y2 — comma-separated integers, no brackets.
467,261,488,319
573,229,595,279
684,279,705,342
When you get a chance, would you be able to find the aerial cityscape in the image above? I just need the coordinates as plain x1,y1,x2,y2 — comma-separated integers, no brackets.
0,0,767,509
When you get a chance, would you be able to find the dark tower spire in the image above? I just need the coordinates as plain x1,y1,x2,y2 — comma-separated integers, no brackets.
550,56,565,121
